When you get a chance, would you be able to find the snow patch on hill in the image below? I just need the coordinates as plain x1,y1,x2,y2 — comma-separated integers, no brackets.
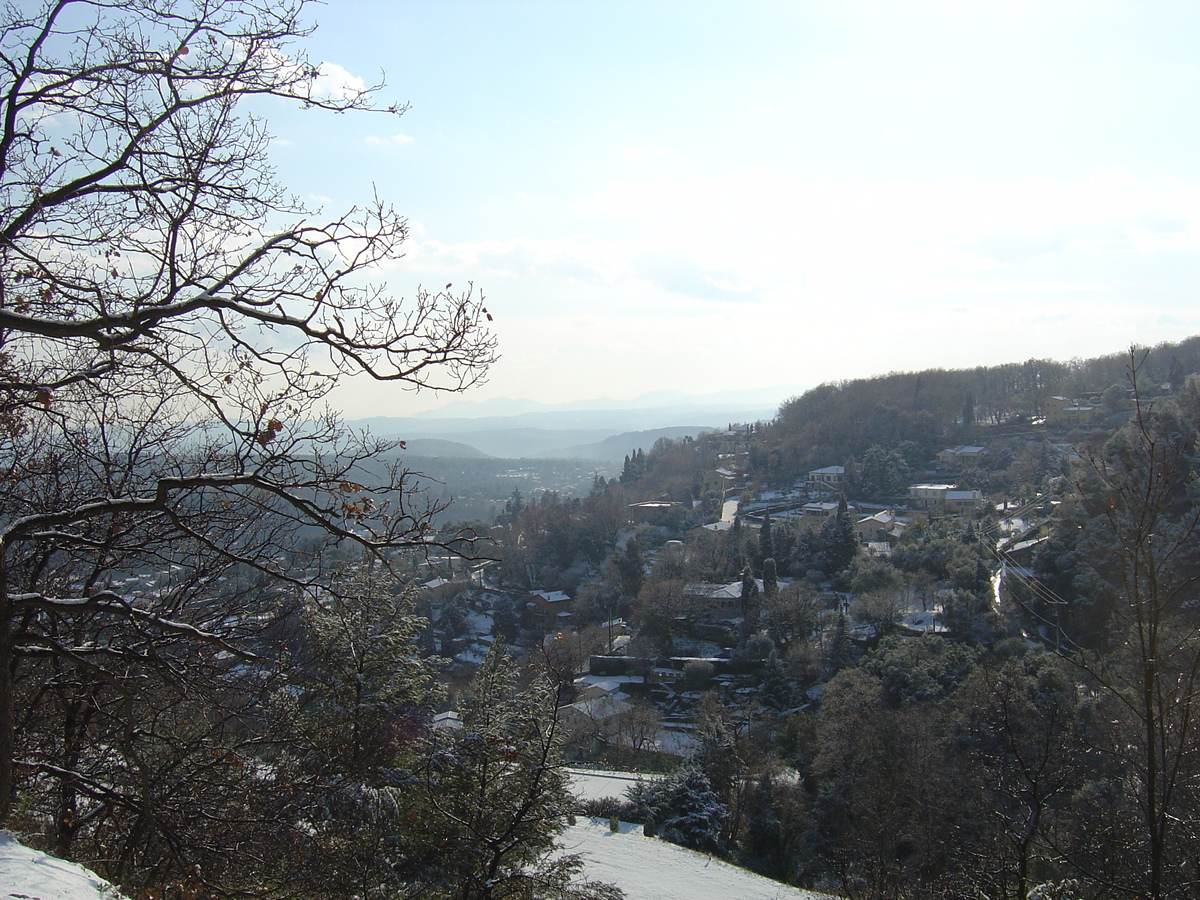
1,832,129,900
562,818,838,900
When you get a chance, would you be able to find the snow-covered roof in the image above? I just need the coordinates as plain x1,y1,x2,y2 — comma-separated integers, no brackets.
432,710,462,730
575,674,646,692
857,511,895,525
567,693,632,721
530,589,571,604
1009,535,1050,554
684,581,747,601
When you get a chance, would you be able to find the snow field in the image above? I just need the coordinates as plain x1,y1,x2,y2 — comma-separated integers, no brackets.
0,832,129,900
562,818,837,900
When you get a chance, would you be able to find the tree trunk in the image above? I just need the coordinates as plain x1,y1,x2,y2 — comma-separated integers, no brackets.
0,559,13,825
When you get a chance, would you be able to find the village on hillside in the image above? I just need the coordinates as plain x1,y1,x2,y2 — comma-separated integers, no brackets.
408,387,1133,768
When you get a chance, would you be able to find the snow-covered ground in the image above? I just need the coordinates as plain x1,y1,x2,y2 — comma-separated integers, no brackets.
4,768,839,900
564,770,840,899
562,818,837,900
0,832,129,900
568,767,658,801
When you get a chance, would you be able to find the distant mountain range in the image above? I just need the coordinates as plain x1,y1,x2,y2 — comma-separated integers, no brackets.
350,389,792,461
411,386,799,420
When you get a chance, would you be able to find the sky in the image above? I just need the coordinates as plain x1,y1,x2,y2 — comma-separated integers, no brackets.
258,1,1200,418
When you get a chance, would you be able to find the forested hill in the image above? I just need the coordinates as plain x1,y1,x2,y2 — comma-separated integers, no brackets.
767,336,1200,472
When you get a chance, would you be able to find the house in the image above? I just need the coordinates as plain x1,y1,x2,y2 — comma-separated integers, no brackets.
945,489,985,514
558,692,633,748
431,710,462,731
689,520,733,536
807,465,845,492
854,509,905,543
1044,396,1104,428
529,589,572,621
627,500,681,525
908,484,983,515
574,673,643,698
937,446,985,469
788,500,846,533
1001,534,1049,573
683,579,763,618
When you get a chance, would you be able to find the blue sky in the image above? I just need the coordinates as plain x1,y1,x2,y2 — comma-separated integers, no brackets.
262,1,1200,417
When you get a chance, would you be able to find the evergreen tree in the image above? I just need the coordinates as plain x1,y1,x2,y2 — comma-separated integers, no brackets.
757,652,798,712
1168,355,1187,391
859,445,910,502
630,766,728,855
760,510,774,561
962,391,977,438
740,564,760,617
415,641,621,899
763,557,779,598
818,497,858,575
590,473,608,497
843,455,861,498
826,610,851,675
290,564,436,777
617,537,645,599
273,562,440,898
793,528,823,578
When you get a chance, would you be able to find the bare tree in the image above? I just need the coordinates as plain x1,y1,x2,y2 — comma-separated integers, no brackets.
958,652,1083,900
1053,352,1200,899
0,0,494,847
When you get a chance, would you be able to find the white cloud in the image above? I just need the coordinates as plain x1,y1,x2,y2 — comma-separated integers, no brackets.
401,234,636,288
365,133,415,146
343,163,1200,410
576,167,1200,297
311,61,368,103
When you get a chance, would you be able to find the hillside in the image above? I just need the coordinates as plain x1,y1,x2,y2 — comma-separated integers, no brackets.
0,821,840,900
563,818,837,900
545,426,716,463
402,437,490,458
351,391,781,459
0,832,130,900
766,336,1200,474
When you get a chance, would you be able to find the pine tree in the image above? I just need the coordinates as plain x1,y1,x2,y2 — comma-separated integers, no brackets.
757,651,798,712
763,557,779,598
272,562,440,898
617,537,645,599
415,641,621,899
290,564,436,778
760,510,774,561
818,496,858,575
826,610,851,675
740,564,760,617
630,765,727,855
